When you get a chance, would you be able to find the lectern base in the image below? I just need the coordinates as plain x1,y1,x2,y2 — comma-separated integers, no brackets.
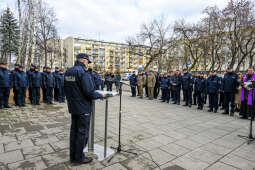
83,144,114,161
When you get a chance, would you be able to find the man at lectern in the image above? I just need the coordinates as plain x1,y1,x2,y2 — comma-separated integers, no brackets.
64,53,106,164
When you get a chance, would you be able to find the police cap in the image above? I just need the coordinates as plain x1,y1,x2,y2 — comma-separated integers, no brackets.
199,72,204,74
227,65,232,69
76,53,91,63
211,70,216,73
183,68,187,71
0,62,7,65
19,65,24,69
31,64,36,67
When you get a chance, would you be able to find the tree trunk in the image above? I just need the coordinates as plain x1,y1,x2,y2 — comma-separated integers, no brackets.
16,0,22,64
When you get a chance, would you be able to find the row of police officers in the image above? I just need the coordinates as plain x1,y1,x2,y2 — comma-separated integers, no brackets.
0,62,65,109
129,65,254,117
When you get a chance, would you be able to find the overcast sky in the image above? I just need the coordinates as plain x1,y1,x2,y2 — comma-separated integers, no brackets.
0,0,229,43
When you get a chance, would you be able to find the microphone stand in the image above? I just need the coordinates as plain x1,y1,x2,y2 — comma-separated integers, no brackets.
107,82,137,163
238,86,255,144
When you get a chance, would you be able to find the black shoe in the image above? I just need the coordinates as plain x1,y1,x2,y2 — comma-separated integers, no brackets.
192,103,196,105
73,157,93,164
0,106,3,109
177,103,180,105
214,110,218,113
161,100,165,102
172,102,177,104
183,104,188,107
36,103,40,105
208,109,213,112
220,107,224,110
230,111,234,116
189,104,192,108
167,100,170,103
4,105,11,108
197,107,201,110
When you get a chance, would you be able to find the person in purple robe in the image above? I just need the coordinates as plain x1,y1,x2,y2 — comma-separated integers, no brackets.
239,67,255,119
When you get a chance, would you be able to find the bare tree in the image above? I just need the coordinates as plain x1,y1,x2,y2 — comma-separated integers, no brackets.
35,0,58,67
127,17,175,71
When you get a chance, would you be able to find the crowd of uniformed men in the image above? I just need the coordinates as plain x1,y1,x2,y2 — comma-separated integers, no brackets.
129,66,255,119
1,60,255,120
0,62,65,109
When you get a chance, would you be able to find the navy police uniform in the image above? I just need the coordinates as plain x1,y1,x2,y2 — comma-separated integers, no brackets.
182,70,193,107
53,67,60,101
222,66,238,115
12,64,20,105
44,68,55,104
41,67,47,103
0,62,12,108
194,73,206,110
15,66,28,106
172,73,182,104
160,75,170,102
129,73,137,97
31,67,42,105
207,72,221,112
57,71,65,102
26,65,35,103
64,53,103,163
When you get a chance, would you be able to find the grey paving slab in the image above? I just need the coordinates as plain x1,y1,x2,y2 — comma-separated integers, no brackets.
0,150,24,164
50,140,69,152
171,156,209,170
42,149,69,167
185,148,222,164
0,136,17,144
220,154,255,170
1,92,255,170
22,144,54,159
206,162,240,170
142,148,176,166
5,139,34,152
8,156,47,170
102,163,127,170
160,143,191,157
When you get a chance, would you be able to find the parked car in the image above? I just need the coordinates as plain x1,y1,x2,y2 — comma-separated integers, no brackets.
122,73,131,81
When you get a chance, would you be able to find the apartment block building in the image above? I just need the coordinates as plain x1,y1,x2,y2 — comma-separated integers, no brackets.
62,37,149,72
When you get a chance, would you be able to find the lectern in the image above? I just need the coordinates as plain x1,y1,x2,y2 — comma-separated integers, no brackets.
84,90,117,160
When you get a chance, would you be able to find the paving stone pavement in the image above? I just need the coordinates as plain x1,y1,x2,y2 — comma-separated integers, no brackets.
0,91,255,170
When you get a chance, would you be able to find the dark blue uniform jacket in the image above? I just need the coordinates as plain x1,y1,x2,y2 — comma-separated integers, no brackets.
222,72,238,93
207,75,221,94
15,71,28,88
0,68,12,87
64,61,102,115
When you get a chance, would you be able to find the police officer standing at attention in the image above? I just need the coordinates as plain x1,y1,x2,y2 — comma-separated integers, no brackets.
0,62,12,109
172,70,182,105
45,67,55,104
15,66,28,107
129,71,137,97
27,64,35,104
160,73,170,103
41,66,47,103
53,67,60,102
194,72,206,110
222,66,238,116
64,53,106,164
12,64,20,106
31,66,42,105
57,69,65,103
182,68,193,107
207,70,221,113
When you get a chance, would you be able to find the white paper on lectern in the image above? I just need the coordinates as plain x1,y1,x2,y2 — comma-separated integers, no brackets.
95,90,118,96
